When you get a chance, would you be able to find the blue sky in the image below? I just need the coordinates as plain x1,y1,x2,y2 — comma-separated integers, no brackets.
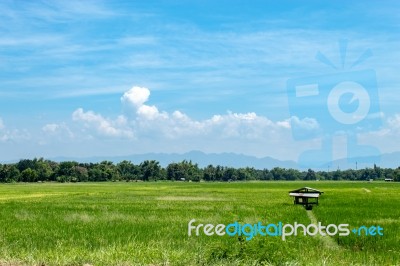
0,0,399,162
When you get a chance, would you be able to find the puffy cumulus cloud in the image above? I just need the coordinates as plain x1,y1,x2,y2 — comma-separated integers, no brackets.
277,120,291,129
42,123,74,138
137,104,166,120
72,108,134,138
287,116,320,142
290,116,319,130
121,86,150,108
71,86,291,143
48,86,313,160
135,108,288,140
121,86,168,120
201,112,284,140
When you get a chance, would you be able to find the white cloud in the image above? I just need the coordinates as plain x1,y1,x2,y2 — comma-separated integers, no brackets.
387,114,400,131
0,129,31,142
121,86,169,120
137,105,163,120
357,113,400,154
121,86,151,108
72,87,291,143
62,89,400,159
277,120,291,129
290,116,320,130
42,123,60,133
42,123,74,138
0,121,30,142
72,108,134,138
198,111,279,140
47,87,400,160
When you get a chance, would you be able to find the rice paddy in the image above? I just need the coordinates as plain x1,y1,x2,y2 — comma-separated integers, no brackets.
0,181,398,265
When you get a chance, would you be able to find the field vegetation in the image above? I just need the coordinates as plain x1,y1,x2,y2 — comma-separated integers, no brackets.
0,181,399,265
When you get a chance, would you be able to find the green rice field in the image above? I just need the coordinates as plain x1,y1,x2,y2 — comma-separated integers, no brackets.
0,181,399,265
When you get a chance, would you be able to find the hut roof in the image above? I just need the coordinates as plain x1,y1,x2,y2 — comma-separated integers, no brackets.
289,187,324,195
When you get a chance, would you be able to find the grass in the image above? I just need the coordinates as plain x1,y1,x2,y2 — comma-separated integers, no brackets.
0,181,399,265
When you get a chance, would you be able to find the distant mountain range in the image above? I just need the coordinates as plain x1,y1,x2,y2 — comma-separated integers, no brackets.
326,152,400,170
52,150,298,169
50,150,400,170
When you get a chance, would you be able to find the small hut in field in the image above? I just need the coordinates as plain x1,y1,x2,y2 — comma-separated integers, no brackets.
289,187,323,210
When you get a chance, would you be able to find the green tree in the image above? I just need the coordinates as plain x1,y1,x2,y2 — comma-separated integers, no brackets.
117,160,138,181
271,167,286,180
140,160,160,181
74,166,89,182
36,159,54,181
167,163,181,181
393,168,400,182
305,169,316,180
88,161,119,181
222,167,236,181
203,165,216,181
21,168,38,182
57,161,78,177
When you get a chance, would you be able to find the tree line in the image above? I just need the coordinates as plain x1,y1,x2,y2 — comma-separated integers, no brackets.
0,158,399,183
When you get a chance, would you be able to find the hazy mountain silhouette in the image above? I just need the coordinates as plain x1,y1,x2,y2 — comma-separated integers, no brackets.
43,151,400,170
53,150,298,169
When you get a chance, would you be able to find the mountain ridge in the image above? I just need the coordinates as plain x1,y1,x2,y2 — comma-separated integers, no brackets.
50,150,399,170
3,151,398,170
51,150,298,169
